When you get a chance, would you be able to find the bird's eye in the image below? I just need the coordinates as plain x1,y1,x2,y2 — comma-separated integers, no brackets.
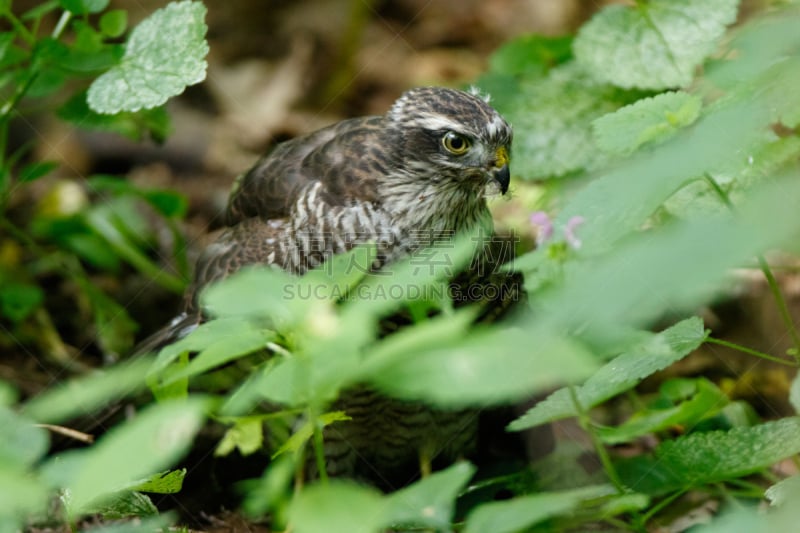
442,131,470,155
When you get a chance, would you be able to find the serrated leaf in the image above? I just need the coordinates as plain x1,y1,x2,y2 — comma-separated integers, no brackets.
384,462,475,529
88,1,208,113
509,318,706,431
41,398,206,514
289,480,386,533
129,469,186,494
492,61,640,179
463,485,615,533
22,357,152,424
574,0,740,89
593,91,702,155
539,55,800,255
84,491,158,519
655,417,800,486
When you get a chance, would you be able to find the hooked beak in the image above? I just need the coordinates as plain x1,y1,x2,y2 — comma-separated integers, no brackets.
492,146,510,194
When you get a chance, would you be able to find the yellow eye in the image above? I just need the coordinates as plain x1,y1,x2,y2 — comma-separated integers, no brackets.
442,131,470,155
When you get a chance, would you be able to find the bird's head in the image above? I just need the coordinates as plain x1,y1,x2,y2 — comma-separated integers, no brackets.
386,86,513,197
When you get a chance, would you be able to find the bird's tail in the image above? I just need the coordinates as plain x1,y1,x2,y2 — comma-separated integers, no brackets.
130,312,200,357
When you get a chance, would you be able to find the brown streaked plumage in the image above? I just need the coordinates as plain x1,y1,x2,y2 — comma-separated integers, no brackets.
136,86,519,484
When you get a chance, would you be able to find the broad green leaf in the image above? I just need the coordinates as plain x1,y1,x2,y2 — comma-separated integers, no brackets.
574,0,740,89
22,357,152,424
0,466,50,532
593,91,702,155
0,281,43,322
59,92,171,141
509,318,706,431
201,266,303,323
41,398,207,514
656,417,800,485
664,136,800,219
766,475,800,507
0,407,48,466
215,418,264,457
99,10,128,38
83,491,158,519
464,485,615,533
791,373,800,414
129,469,186,494
706,6,800,91
549,57,800,254
619,417,800,495
364,322,596,408
163,322,274,384
595,378,728,444
492,61,639,179
384,462,475,529
289,480,386,533
88,1,208,113
536,172,800,335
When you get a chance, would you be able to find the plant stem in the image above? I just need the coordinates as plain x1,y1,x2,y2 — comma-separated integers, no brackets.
567,385,626,493
704,173,800,362
706,337,797,366
311,409,329,484
2,10,36,45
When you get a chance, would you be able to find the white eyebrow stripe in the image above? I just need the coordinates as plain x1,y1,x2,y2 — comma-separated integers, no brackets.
410,115,467,132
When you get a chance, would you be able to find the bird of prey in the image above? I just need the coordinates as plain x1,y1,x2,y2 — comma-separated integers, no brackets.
139,86,517,484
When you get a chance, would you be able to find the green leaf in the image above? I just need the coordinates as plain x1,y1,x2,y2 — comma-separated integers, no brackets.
129,468,186,494
88,0,208,113
491,61,640,179
574,0,740,89
271,411,350,459
215,418,263,457
41,398,207,514
100,9,128,38
0,465,50,532
384,462,475,529
767,475,800,507
509,317,706,431
595,378,728,444
83,491,158,519
22,357,152,424
489,35,573,78
289,480,386,533
59,91,171,141
655,417,800,485
534,172,800,335
0,281,43,322
593,91,702,155
60,0,109,14
0,407,49,466
463,485,615,533
83,282,138,358
363,319,596,408
19,160,58,182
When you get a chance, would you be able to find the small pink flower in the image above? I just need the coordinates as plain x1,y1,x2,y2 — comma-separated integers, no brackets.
530,211,553,245
564,216,585,249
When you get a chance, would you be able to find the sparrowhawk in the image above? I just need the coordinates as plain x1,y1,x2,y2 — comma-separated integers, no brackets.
138,86,518,485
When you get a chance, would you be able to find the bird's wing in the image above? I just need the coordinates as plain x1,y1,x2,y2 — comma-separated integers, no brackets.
224,116,385,225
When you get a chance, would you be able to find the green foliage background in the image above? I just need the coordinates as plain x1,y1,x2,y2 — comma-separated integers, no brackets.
3,0,800,531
